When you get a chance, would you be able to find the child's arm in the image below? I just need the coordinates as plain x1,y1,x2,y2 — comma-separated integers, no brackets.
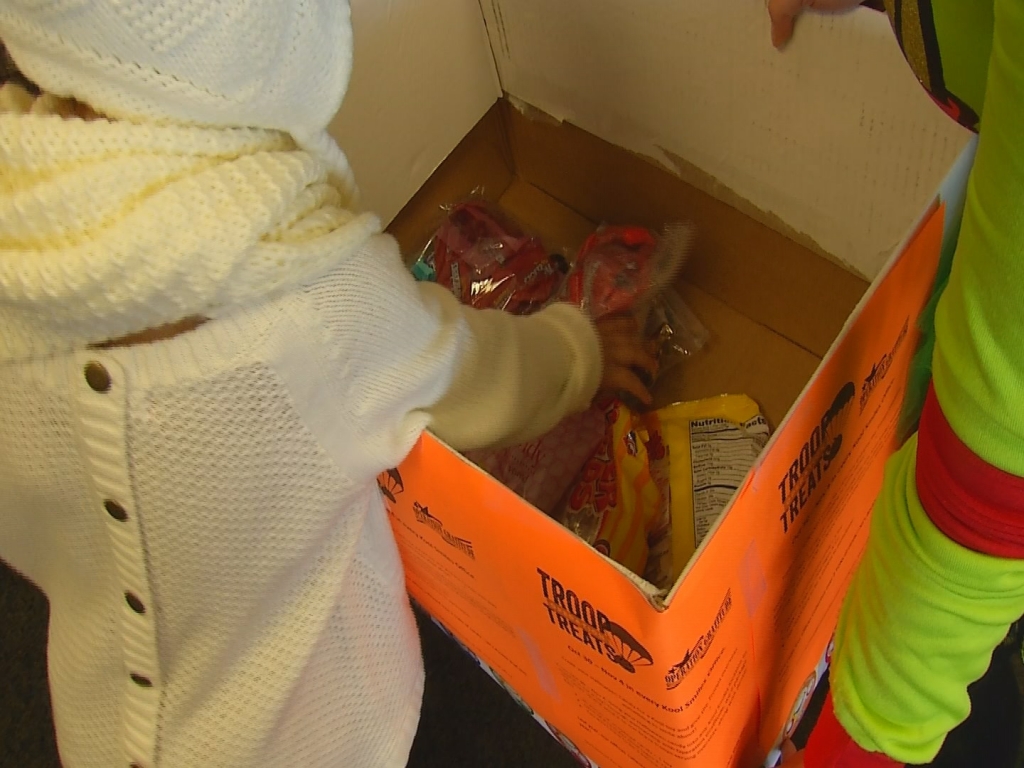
801,1,1024,765
301,233,651,480
413,278,602,452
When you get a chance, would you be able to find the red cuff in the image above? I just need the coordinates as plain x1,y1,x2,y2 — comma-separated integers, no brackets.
804,691,902,768
916,384,1024,558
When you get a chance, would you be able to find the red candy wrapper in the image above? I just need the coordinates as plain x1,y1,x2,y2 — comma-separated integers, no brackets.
562,223,695,412
431,199,568,315
563,226,659,318
562,223,692,322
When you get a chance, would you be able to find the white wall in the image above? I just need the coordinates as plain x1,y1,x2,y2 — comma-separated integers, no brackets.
329,0,501,225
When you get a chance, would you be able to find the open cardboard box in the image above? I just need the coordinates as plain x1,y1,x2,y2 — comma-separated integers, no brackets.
334,2,976,766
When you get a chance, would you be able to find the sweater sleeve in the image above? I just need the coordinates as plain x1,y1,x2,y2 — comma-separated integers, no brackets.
302,232,601,483
806,0,1024,764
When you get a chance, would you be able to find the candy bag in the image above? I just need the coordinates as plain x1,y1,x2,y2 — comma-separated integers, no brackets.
561,223,705,410
424,199,569,314
647,288,711,374
562,223,692,321
562,225,660,317
658,395,770,578
557,401,671,584
558,395,770,590
464,408,607,515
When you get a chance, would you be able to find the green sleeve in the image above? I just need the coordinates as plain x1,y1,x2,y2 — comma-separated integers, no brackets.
830,438,1024,763
830,0,1024,760
931,0,1024,473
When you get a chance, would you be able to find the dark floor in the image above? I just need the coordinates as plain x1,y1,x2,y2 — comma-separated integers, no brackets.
2,560,1021,768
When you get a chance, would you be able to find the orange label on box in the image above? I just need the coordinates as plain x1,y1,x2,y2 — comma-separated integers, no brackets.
380,203,945,767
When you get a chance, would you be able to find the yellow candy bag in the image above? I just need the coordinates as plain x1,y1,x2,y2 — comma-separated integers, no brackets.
658,395,770,583
559,395,769,591
558,402,670,584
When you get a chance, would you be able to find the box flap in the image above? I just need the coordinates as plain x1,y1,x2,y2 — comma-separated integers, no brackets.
481,0,969,279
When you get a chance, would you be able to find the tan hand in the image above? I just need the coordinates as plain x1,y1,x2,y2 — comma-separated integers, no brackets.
767,0,865,48
595,315,659,407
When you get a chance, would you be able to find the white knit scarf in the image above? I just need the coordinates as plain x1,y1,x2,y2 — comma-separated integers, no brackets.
0,85,380,361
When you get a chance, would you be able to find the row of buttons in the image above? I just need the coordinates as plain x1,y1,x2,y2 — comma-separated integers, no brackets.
86,361,152,768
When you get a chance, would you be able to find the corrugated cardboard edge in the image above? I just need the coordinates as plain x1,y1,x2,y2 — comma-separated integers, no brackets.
664,138,978,607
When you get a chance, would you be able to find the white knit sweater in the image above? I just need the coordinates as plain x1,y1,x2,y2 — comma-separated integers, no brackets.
0,87,601,768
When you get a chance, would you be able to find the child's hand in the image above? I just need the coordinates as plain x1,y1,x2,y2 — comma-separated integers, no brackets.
767,0,865,49
595,315,659,407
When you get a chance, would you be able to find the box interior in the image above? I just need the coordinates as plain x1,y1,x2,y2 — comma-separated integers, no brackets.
388,100,871,429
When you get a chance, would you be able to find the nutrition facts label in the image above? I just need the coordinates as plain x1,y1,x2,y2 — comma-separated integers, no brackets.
690,416,770,546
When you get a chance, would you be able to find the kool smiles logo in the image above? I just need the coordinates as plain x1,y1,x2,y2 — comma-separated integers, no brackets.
414,502,475,560
376,469,476,560
665,590,732,690
860,320,910,412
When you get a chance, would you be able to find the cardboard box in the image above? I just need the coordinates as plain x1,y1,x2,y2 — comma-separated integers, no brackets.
337,2,977,766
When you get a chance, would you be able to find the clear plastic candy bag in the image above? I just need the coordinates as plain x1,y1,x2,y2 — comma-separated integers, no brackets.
647,288,711,374
414,198,569,315
561,223,707,409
